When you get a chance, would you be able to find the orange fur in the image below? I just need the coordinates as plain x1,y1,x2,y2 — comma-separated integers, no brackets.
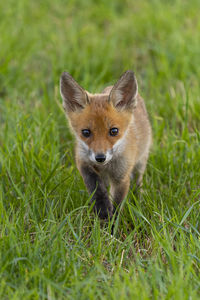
60,71,152,219
69,97,132,154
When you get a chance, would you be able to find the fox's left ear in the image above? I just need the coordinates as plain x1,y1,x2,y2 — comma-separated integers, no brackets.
109,70,138,110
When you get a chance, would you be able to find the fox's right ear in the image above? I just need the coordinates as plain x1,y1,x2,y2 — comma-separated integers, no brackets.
60,72,88,112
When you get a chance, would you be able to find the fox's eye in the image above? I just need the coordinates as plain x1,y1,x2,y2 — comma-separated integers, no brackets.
82,129,91,138
110,128,118,136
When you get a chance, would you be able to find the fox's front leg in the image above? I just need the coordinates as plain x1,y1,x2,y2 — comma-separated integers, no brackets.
110,176,130,211
79,164,113,219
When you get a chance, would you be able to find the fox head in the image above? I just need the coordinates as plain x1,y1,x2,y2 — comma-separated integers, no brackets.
60,70,138,165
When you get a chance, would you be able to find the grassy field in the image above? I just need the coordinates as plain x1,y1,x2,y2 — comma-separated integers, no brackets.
0,0,200,299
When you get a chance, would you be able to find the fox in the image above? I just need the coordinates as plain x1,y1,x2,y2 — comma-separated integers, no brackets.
60,70,152,220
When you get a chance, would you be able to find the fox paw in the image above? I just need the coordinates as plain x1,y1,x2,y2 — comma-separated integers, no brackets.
94,203,113,220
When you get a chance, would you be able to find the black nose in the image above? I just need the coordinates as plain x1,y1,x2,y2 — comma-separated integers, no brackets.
95,153,106,163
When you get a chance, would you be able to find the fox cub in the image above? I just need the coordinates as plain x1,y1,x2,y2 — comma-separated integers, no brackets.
60,70,152,219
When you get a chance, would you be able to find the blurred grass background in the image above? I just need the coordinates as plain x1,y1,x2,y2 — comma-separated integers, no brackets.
0,0,200,299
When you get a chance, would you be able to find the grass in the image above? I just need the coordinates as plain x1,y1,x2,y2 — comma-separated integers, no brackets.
0,0,200,298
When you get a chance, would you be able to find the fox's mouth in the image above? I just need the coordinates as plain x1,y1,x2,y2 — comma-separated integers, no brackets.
89,151,113,166
93,160,109,166
90,157,110,166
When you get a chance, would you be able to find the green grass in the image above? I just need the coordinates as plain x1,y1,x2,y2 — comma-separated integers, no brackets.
0,0,200,299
